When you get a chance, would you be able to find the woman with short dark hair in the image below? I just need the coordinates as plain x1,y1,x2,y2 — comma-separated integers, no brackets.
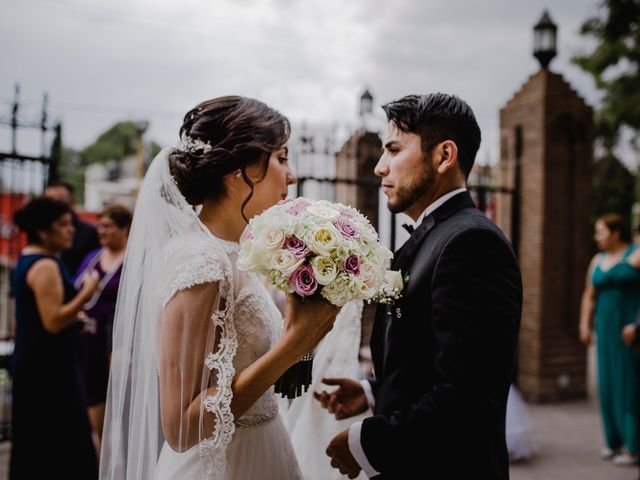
10,196,100,479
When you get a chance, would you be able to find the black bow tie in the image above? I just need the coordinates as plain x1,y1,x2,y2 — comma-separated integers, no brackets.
401,223,415,235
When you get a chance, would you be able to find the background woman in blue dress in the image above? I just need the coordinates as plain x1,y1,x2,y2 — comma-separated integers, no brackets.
10,197,100,479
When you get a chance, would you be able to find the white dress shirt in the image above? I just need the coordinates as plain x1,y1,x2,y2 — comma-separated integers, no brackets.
347,187,468,478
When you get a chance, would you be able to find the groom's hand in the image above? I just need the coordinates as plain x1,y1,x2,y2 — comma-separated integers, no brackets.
326,429,362,479
314,377,368,420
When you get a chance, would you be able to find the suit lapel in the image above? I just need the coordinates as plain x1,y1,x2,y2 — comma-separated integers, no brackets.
372,191,477,382
393,191,476,274
392,215,436,273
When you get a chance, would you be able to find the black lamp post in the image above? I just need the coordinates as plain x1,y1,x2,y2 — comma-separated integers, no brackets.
533,10,557,69
360,89,373,117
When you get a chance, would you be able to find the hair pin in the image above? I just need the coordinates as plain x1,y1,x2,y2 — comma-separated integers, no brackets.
175,132,212,154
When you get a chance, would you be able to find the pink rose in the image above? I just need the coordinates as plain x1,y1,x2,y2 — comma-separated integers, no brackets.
334,217,360,239
288,200,311,217
343,255,360,276
285,236,310,259
339,207,354,218
289,264,318,297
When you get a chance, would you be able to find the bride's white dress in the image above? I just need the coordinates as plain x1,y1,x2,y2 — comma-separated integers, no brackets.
155,233,302,480
100,147,362,480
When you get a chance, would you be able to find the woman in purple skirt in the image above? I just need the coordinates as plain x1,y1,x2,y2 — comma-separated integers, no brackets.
75,204,132,454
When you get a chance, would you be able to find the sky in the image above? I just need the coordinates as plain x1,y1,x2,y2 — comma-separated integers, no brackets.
1,0,606,166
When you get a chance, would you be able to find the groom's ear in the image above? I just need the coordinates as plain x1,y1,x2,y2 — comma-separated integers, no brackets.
434,140,459,175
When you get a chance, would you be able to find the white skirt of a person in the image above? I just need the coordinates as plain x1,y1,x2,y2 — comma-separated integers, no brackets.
506,384,537,462
155,414,302,480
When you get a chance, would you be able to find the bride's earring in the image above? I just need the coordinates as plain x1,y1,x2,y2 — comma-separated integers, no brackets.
235,170,242,178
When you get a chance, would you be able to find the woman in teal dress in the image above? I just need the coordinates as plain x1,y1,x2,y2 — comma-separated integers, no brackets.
580,213,640,467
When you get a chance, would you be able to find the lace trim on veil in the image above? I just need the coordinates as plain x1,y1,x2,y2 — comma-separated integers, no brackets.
160,153,240,480
200,274,238,480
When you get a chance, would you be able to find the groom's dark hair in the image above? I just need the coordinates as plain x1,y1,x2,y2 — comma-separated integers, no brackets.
382,93,481,179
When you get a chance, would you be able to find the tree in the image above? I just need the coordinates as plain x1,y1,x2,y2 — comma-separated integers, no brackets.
80,121,143,165
592,154,635,223
55,120,157,205
573,0,640,150
574,0,639,228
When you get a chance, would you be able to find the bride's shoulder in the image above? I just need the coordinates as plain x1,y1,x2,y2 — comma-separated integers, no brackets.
158,232,233,306
162,231,229,264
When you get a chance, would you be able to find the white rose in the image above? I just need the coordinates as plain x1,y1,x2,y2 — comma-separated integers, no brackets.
307,203,340,222
271,250,304,276
335,239,359,260
356,262,382,300
357,279,378,300
310,256,338,285
367,244,393,267
384,270,404,291
237,240,267,272
263,227,286,250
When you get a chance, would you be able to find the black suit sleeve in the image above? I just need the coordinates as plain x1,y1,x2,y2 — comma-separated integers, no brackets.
367,376,378,399
360,228,522,473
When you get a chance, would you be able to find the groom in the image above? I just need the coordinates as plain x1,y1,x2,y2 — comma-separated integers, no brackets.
317,93,522,479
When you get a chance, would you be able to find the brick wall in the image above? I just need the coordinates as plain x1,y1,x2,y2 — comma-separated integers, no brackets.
497,70,593,402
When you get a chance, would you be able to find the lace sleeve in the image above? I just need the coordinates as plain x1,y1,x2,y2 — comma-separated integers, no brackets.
157,242,238,479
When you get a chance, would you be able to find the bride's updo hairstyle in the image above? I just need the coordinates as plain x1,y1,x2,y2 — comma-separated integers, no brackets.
168,96,290,221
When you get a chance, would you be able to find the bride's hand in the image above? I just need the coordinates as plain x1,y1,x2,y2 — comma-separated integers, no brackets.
283,295,339,359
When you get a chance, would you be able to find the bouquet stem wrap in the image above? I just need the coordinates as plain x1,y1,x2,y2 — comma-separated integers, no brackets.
275,351,314,399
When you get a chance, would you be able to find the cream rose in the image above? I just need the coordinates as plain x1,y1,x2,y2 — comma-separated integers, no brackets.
308,225,340,256
310,256,338,285
271,249,304,276
263,227,286,251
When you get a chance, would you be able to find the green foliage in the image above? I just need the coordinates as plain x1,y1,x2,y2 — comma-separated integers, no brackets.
591,153,635,224
54,120,156,205
573,0,640,149
57,146,85,204
80,121,144,165
148,141,162,160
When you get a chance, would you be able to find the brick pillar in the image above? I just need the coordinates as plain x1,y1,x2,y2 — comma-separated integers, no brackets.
496,69,593,402
335,130,382,352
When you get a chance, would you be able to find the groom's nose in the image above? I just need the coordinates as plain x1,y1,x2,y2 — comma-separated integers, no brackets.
374,154,389,177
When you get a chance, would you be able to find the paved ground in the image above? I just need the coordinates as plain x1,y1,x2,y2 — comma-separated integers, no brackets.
0,399,636,479
510,400,637,480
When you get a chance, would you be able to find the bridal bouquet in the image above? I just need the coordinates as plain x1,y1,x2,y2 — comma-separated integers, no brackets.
238,197,392,397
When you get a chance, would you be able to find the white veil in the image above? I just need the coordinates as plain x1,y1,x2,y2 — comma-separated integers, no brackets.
100,148,238,480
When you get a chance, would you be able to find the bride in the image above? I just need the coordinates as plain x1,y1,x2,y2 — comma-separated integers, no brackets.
99,96,339,480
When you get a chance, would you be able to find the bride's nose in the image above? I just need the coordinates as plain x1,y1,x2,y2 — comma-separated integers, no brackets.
287,167,297,185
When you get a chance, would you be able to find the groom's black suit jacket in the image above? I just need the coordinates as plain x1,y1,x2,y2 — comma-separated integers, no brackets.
362,191,522,479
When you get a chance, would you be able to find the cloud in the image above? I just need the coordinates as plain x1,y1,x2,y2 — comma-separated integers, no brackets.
1,0,603,166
